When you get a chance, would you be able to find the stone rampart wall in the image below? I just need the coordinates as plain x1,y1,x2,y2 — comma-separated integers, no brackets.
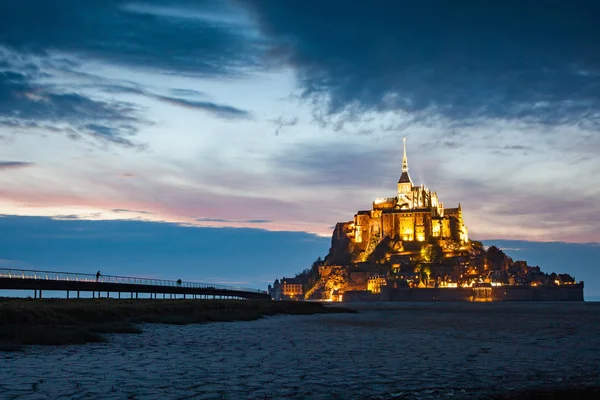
379,283,584,302
343,290,380,302
491,284,584,301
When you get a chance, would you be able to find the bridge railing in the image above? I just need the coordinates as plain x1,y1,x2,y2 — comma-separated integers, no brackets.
0,268,265,294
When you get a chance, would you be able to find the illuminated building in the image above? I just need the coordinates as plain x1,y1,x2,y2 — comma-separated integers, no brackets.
287,138,582,302
280,277,303,299
328,138,470,264
367,275,388,294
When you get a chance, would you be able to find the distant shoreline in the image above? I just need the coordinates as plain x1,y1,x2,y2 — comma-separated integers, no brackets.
0,298,355,350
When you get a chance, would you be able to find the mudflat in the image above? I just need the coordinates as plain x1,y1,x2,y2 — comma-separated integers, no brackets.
1,301,599,399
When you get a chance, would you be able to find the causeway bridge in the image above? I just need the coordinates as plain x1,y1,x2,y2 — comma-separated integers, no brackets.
0,268,270,300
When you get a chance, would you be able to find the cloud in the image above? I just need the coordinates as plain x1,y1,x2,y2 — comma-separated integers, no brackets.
196,217,272,224
270,115,299,135
0,215,598,296
0,1,257,136
51,213,102,220
63,76,252,120
112,209,152,215
265,131,600,243
441,176,600,243
0,215,329,289
271,143,397,187
0,161,33,170
241,1,600,127
483,239,600,298
153,95,252,119
0,0,264,77
169,88,206,98
0,68,143,146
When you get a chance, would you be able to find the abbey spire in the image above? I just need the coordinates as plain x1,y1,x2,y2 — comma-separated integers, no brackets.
402,137,409,173
397,138,413,191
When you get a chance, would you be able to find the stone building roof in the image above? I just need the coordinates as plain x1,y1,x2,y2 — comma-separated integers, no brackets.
398,171,412,183
281,277,303,285
445,207,459,215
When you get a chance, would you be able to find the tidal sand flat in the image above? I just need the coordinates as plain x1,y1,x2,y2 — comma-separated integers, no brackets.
1,302,599,399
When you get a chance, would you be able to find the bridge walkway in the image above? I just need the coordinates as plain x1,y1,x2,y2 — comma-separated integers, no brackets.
0,268,270,300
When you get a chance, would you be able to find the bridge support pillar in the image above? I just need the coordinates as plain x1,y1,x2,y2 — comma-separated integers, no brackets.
118,292,121,299
77,291,80,299
136,292,138,299
66,290,69,299
131,292,133,299
107,292,109,299
39,290,42,299
184,294,186,299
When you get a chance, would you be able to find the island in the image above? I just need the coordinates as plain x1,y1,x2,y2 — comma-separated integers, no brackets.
270,139,584,302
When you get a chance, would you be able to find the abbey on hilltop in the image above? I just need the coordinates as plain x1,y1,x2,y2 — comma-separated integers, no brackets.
327,138,469,266
269,138,583,302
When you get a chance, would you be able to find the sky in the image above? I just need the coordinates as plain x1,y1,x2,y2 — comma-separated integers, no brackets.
0,1,599,295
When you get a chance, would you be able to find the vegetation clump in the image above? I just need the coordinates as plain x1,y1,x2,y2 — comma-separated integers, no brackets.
0,298,355,349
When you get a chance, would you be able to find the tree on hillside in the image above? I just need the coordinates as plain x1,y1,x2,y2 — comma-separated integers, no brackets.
486,245,507,271
420,264,432,286
420,243,443,265
311,257,323,272
296,256,326,294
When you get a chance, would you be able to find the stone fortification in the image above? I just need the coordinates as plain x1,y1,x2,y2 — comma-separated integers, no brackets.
272,138,581,302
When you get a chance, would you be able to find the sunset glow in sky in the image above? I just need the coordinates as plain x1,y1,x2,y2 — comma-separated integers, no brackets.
1,1,599,293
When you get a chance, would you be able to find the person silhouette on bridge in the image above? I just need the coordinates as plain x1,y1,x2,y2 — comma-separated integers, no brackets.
177,279,182,287
96,271,101,282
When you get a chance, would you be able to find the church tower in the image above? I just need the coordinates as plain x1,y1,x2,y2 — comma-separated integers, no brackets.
397,137,413,195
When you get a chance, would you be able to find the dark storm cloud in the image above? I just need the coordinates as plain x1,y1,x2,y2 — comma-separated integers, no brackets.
241,1,600,127
0,161,33,170
0,69,142,146
0,0,257,128
0,0,264,77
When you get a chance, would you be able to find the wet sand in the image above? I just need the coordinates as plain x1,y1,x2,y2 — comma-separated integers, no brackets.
1,302,599,399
